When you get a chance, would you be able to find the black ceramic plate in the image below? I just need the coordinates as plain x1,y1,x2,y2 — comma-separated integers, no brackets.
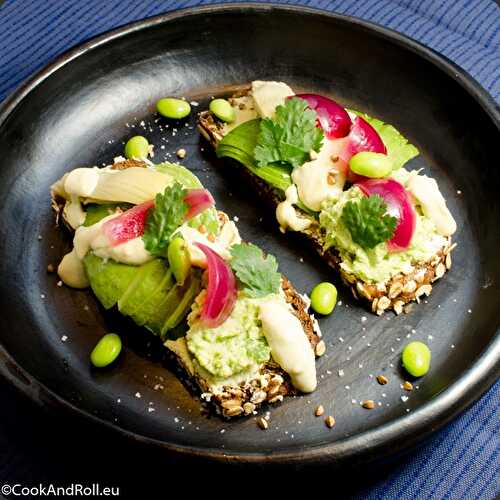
0,4,498,466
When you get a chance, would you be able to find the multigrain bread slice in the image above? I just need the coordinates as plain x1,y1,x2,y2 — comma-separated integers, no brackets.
52,159,323,418
166,276,323,418
198,91,456,316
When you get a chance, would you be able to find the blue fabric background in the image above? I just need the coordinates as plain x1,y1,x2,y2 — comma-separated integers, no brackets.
0,0,498,498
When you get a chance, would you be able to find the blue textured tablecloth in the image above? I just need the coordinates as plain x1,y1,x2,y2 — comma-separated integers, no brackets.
0,0,498,498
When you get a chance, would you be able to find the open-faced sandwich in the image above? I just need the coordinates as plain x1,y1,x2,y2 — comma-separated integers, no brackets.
51,157,323,418
199,81,457,315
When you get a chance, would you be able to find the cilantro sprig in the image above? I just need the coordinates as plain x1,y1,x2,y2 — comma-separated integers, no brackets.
142,182,188,256
254,97,324,169
341,195,397,250
230,243,281,298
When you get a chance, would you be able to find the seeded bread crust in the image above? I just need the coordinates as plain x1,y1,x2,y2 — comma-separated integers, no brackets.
166,276,323,419
198,98,456,315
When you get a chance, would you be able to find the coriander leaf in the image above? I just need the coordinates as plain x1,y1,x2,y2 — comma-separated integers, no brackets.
254,97,324,169
230,243,281,298
341,195,397,250
142,182,188,256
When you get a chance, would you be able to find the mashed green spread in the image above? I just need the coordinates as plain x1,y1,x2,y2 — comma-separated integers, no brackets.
319,186,447,283
186,295,271,382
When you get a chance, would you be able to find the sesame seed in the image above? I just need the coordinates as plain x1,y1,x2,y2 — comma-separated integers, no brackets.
401,395,409,402
135,392,141,398
61,335,68,342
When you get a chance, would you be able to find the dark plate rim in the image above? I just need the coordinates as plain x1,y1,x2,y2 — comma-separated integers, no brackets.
0,3,499,465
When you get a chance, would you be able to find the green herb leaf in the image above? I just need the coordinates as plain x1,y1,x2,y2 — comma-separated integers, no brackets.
341,195,397,250
142,182,188,256
254,97,324,169
230,243,281,298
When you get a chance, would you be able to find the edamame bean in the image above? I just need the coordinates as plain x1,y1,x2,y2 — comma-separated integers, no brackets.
310,282,338,315
349,152,393,178
90,333,122,368
209,98,235,123
124,135,149,159
168,237,191,285
402,341,431,377
156,98,191,119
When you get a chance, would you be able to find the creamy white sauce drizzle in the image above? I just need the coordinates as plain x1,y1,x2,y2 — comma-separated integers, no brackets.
58,213,153,288
407,174,457,236
291,138,348,212
276,185,312,233
176,220,241,268
251,81,294,118
259,300,317,393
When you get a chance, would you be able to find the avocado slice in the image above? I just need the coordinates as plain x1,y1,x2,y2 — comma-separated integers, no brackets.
83,253,140,309
118,259,169,317
142,274,194,336
161,270,201,337
130,269,175,330
83,203,132,227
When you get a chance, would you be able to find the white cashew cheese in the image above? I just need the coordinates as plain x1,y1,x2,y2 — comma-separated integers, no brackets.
276,185,312,233
259,300,317,393
408,174,457,236
251,81,294,118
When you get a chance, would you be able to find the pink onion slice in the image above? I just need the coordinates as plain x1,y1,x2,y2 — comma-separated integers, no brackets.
343,116,387,160
295,93,352,139
102,188,215,247
195,243,237,328
103,200,155,247
356,178,416,251
184,188,215,220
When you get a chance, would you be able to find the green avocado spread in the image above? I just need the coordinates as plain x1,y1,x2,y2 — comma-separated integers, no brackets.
186,294,272,383
319,185,447,283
